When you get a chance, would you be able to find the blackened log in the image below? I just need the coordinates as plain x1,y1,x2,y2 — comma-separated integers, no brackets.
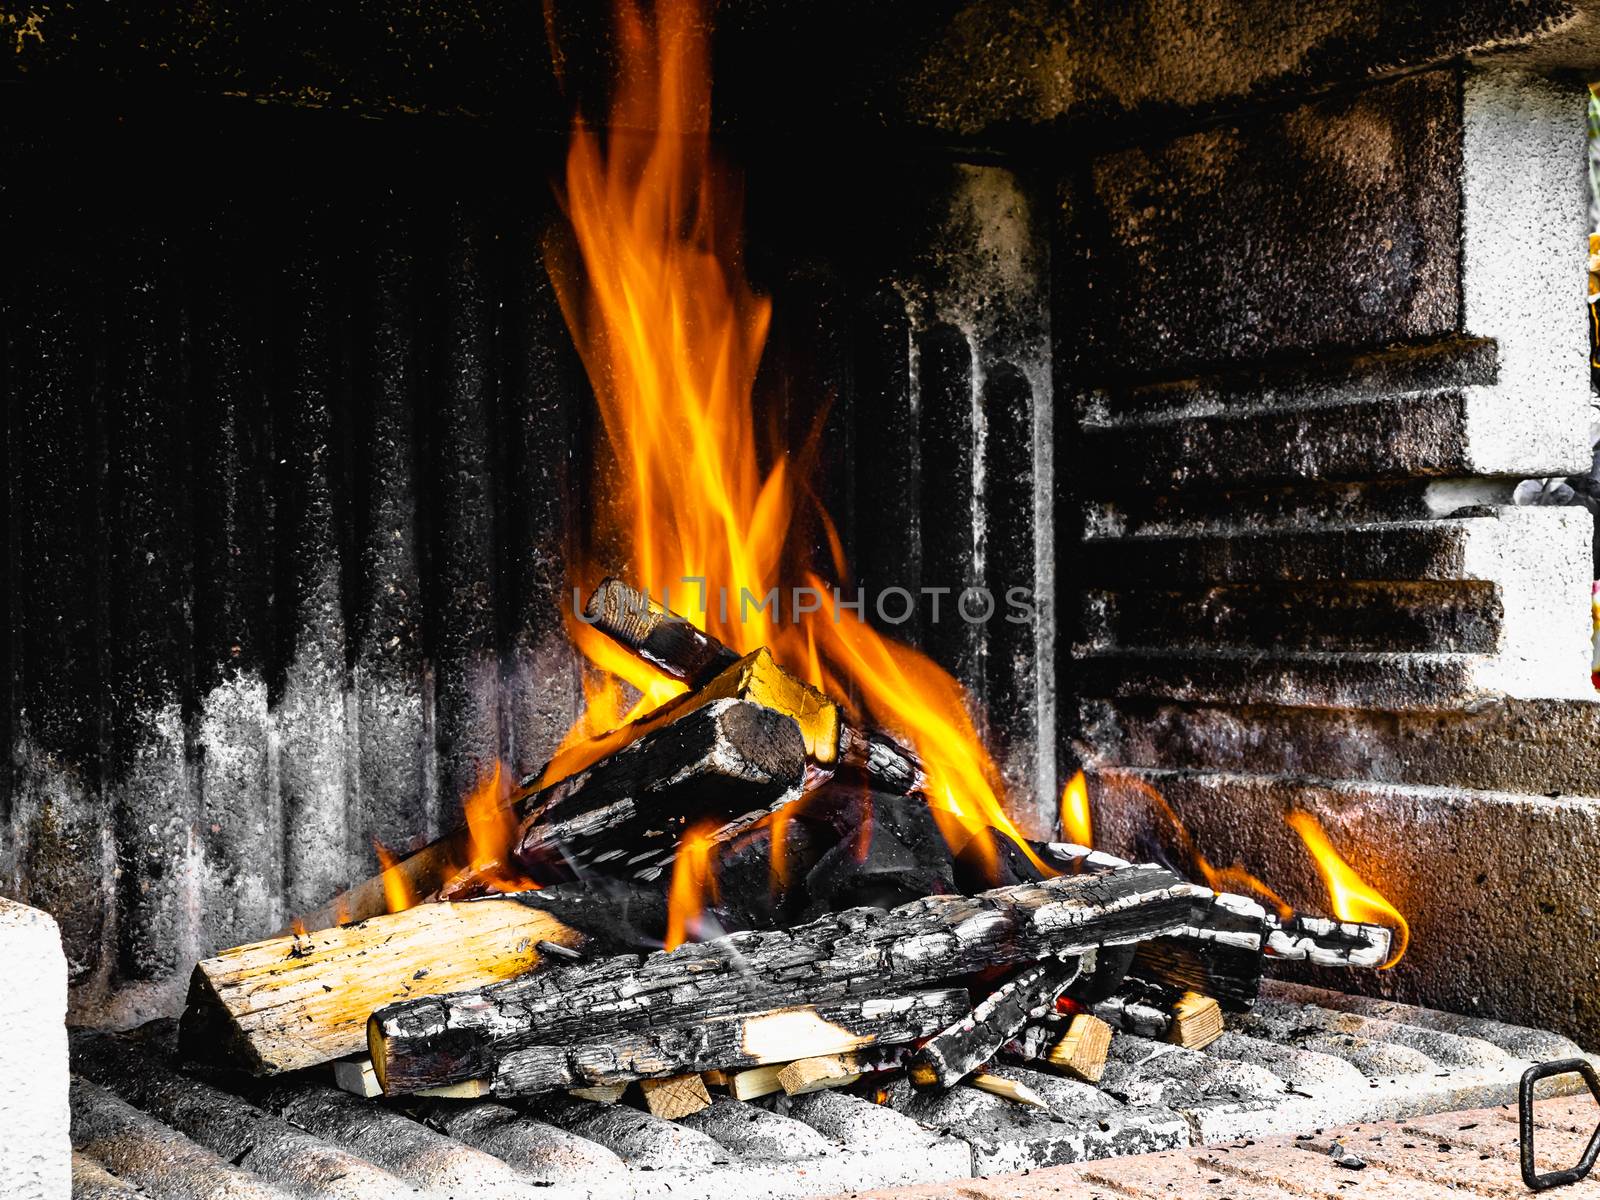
1265,915,1391,967
487,989,969,1096
1129,936,1260,1011
907,956,1084,1090
835,725,927,795
368,864,1200,1095
584,577,739,687
513,697,806,880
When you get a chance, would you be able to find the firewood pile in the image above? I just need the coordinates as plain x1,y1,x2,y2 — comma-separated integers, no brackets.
177,579,1392,1123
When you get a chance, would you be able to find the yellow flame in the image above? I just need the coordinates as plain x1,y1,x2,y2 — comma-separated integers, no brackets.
1286,811,1409,969
545,0,1044,884
1059,770,1092,846
665,820,722,950
374,840,417,914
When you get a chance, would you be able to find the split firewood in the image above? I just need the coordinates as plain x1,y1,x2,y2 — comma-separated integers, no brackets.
1167,990,1225,1049
727,1064,786,1100
332,1057,488,1100
907,956,1085,1090
368,864,1200,1095
179,897,586,1075
1093,980,1225,1050
968,1072,1049,1110
470,988,970,1097
639,1074,712,1120
778,1054,864,1096
1004,1012,1113,1083
290,656,818,931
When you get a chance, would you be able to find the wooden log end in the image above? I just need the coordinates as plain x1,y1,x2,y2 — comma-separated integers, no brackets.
1045,1014,1112,1083
1166,991,1224,1051
777,1054,862,1096
639,1073,713,1120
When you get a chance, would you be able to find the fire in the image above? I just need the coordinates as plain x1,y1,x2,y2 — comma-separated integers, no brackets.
459,762,543,896
544,0,1046,931
1286,812,1409,969
374,840,417,914
1104,770,1293,919
1059,770,1092,846
664,820,723,950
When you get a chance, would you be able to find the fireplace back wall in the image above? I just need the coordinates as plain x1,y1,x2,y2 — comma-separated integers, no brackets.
0,103,1058,1022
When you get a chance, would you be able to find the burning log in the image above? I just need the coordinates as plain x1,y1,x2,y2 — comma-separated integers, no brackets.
584,578,925,792
367,864,1200,1095
178,897,587,1075
907,956,1085,1090
482,989,969,1095
511,697,806,880
584,577,739,687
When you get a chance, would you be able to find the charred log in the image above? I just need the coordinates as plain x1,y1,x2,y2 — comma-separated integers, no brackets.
368,864,1199,1095
907,956,1084,1089
488,988,968,1096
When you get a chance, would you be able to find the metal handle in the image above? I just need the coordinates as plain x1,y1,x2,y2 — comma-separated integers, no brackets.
1519,1058,1600,1190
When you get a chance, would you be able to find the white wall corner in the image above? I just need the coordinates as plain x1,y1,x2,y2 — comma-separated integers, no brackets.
1463,505,1595,699
1461,65,1592,477
0,897,70,1200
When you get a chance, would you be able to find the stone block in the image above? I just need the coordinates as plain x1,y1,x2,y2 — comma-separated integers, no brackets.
0,897,69,1200
1091,768,1600,1047
1077,71,1461,375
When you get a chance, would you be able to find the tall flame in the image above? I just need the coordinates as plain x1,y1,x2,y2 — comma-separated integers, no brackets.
1059,770,1092,847
1286,811,1409,969
546,0,1045,933
664,820,723,950
374,840,417,914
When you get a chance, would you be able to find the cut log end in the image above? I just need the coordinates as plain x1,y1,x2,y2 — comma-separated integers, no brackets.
1166,990,1224,1050
1046,1014,1113,1083
639,1074,712,1121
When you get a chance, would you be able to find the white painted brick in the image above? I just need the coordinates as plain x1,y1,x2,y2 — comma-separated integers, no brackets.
0,897,69,1200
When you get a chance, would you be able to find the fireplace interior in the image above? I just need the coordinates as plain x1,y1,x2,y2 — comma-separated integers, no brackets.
8,1,1600,1198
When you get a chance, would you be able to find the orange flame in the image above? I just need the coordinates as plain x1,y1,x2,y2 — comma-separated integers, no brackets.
546,0,1043,884
1286,811,1409,969
1059,770,1092,846
461,762,543,895
665,820,723,950
1106,770,1293,919
374,840,417,914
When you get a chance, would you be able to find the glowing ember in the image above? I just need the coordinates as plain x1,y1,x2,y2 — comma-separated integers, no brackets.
1286,811,1409,969
665,820,723,950
1059,770,1092,847
543,0,1045,923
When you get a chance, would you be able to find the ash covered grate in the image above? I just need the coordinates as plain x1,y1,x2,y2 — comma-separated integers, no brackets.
68,984,1590,1199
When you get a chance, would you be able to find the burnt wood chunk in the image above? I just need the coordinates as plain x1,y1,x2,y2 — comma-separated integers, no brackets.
1265,915,1391,967
585,576,740,687
179,898,587,1075
513,697,806,880
483,990,968,1097
367,865,1199,1095
907,956,1084,1090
